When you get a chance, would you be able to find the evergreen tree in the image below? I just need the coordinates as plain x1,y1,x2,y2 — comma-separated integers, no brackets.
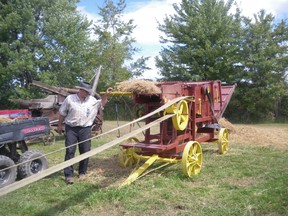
229,10,288,122
156,0,242,83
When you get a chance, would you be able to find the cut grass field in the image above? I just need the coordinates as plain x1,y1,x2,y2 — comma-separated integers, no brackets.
0,121,288,216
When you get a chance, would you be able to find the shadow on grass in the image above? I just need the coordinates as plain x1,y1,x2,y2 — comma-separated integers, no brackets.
34,184,99,216
202,148,219,154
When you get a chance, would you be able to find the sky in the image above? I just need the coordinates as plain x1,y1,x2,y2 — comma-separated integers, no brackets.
77,0,288,80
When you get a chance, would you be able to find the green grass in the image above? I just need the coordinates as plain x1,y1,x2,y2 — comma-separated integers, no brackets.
0,123,288,216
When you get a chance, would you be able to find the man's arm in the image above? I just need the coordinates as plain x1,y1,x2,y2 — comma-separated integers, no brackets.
57,115,65,134
101,87,113,107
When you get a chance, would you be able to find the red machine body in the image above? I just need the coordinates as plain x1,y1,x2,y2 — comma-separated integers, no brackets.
120,80,236,159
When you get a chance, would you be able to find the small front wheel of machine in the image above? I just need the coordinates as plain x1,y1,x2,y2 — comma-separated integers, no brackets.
182,141,203,177
118,137,141,168
17,150,48,179
0,155,17,188
218,128,229,154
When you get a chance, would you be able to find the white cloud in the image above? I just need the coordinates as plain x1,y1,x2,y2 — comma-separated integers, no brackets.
124,0,181,45
122,1,181,79
77,6,99,22
236,0,288,18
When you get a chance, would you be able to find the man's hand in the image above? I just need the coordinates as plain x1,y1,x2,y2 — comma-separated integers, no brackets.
56,124,63,135
101,87,113,107
57,115,65,135
105,87,113,94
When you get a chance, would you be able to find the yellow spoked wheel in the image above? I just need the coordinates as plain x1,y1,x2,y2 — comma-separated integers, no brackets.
218,128,229,154
165,100,189,131
182,141,203,177
118,137,141,168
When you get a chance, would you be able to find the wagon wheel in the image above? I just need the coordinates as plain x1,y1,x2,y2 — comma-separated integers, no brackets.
17,150,48,179
165,100,189,131
118,137,141,168
182,141,202,177
0,155,17,188
218,128,229,154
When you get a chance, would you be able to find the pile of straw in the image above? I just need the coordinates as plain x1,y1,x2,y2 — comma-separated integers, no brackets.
219,117,236,133
218,118,288,150
116,80,161,95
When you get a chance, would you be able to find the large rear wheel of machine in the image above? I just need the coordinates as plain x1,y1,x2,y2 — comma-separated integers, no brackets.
218,128,229,154
172,100,189,131
182,141,203,177
118,137,141,168
17,150,48,179
0,155,17,188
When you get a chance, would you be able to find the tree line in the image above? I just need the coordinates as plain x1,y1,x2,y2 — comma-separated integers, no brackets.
0,0,287,122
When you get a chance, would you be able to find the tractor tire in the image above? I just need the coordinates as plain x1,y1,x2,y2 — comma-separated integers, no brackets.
0,155,17,188
17,150,48,179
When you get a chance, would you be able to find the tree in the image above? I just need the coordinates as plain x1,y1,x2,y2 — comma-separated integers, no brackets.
156,0,242,83
0,0,93,107
228,10,288,122
93,0,149,90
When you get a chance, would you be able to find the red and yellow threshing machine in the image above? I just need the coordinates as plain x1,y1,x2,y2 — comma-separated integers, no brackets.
118,80,236,185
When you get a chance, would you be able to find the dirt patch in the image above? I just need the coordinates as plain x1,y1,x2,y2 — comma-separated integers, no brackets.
81,203,126,216
85,154,134,188
116,80,161,95
228,176,259,187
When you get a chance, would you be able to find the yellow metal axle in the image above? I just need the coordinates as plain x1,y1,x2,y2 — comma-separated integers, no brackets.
100,91,133,96
120,153,180,187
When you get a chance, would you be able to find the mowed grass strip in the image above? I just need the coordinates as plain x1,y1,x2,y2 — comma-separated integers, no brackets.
0,122,287,216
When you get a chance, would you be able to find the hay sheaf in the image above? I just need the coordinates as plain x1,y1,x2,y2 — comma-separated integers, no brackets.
0,117,13,123
0,117,28,124
116,80,161,95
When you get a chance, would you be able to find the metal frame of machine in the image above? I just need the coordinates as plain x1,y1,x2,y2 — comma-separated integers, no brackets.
118,80,236,185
